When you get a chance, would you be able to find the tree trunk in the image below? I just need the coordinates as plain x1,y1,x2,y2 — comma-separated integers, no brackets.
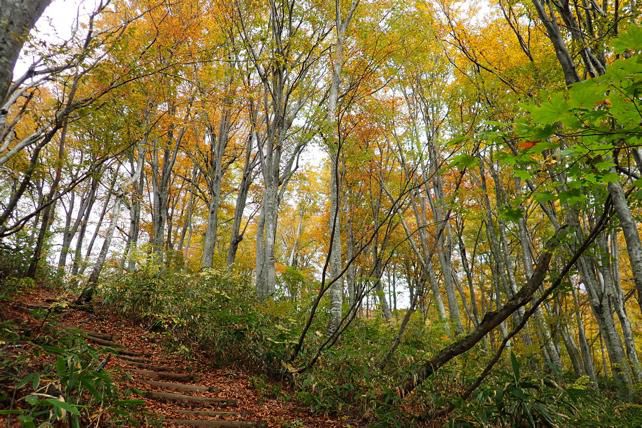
201,114,231,269
326,0,358,333
0,0,51,103
571,284,599,386
607,179,642,313
531,0,580,85
227,136,254,267
122,146,145,271
71,175,99,276
79,173,117,275
256,182,278,299
57,191,76,274
77,196,122,304
27,122,68,277
607,232,642,381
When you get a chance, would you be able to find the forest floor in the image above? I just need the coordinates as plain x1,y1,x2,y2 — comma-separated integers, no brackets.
1,287,353,427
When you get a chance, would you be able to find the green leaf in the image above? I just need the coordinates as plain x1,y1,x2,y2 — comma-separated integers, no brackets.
530,93,570,125
600,172,620,184
534,191,556,203
500,207,523,223
510,351,521,383
17,415,35,428
612,24,642,54
16,373,40,390
559,189,586,205
514,169,532,180
56,356,66,378
80,377,100,399
594,160,615,171
25,395,39,406
527,141,556,154
44,398,81,416
116,399,145,408
569,80,605,109
449,153,477,169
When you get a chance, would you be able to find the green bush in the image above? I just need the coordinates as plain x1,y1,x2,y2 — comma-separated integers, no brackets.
98,267,638,426
0,322,144,427
450,353,642,428
0,231,36,282
101,267,299,372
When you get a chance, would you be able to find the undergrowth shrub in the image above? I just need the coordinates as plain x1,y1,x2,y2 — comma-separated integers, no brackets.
99,267,453,424
98,267,640,426
0,231,35,282
0,321,144,427
449,352,642,428
102,267,299,372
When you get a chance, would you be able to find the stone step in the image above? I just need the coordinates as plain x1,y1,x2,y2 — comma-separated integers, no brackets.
177,410,239,418
125,360,183,372
131,369,196,382
143,390,236,406
164,419,266,428
117,353,149,363
143,379,219,394
119,348,149,357
82,330,113,341
86,336,123,348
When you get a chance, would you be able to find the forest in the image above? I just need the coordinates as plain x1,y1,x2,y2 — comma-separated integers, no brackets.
0,0,641,426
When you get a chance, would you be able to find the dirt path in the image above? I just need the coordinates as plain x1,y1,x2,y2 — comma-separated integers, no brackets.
6,288,350,427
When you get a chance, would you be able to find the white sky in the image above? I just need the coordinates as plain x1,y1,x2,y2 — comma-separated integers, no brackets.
15,0,98,75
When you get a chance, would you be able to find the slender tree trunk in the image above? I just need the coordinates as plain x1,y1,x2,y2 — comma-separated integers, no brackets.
345,198,356,306
371,246,392,320
571,284,599,386
607,179,642,313
456,217,480,326
608,232,642,381
531,0,580,85
227,137,254,267
328,149,344,331
201,116,230,269
256,180,279,298
515,184,562,370
426,167,462,333
27,199,55,278
56,192,75,273
77,197,122,304
71,175,99,275
579,248,633,397
122,146,145,271
27,123,69,277
426,261,448,328
178,175,196,255
79,174,117,275
263,184,278,296
288,204,305,267
327,0,358,333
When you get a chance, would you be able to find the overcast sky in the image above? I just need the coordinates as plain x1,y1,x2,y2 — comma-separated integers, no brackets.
15,0,97,75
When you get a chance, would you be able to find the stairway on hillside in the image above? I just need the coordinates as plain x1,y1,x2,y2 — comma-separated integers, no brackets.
83,330,267,428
